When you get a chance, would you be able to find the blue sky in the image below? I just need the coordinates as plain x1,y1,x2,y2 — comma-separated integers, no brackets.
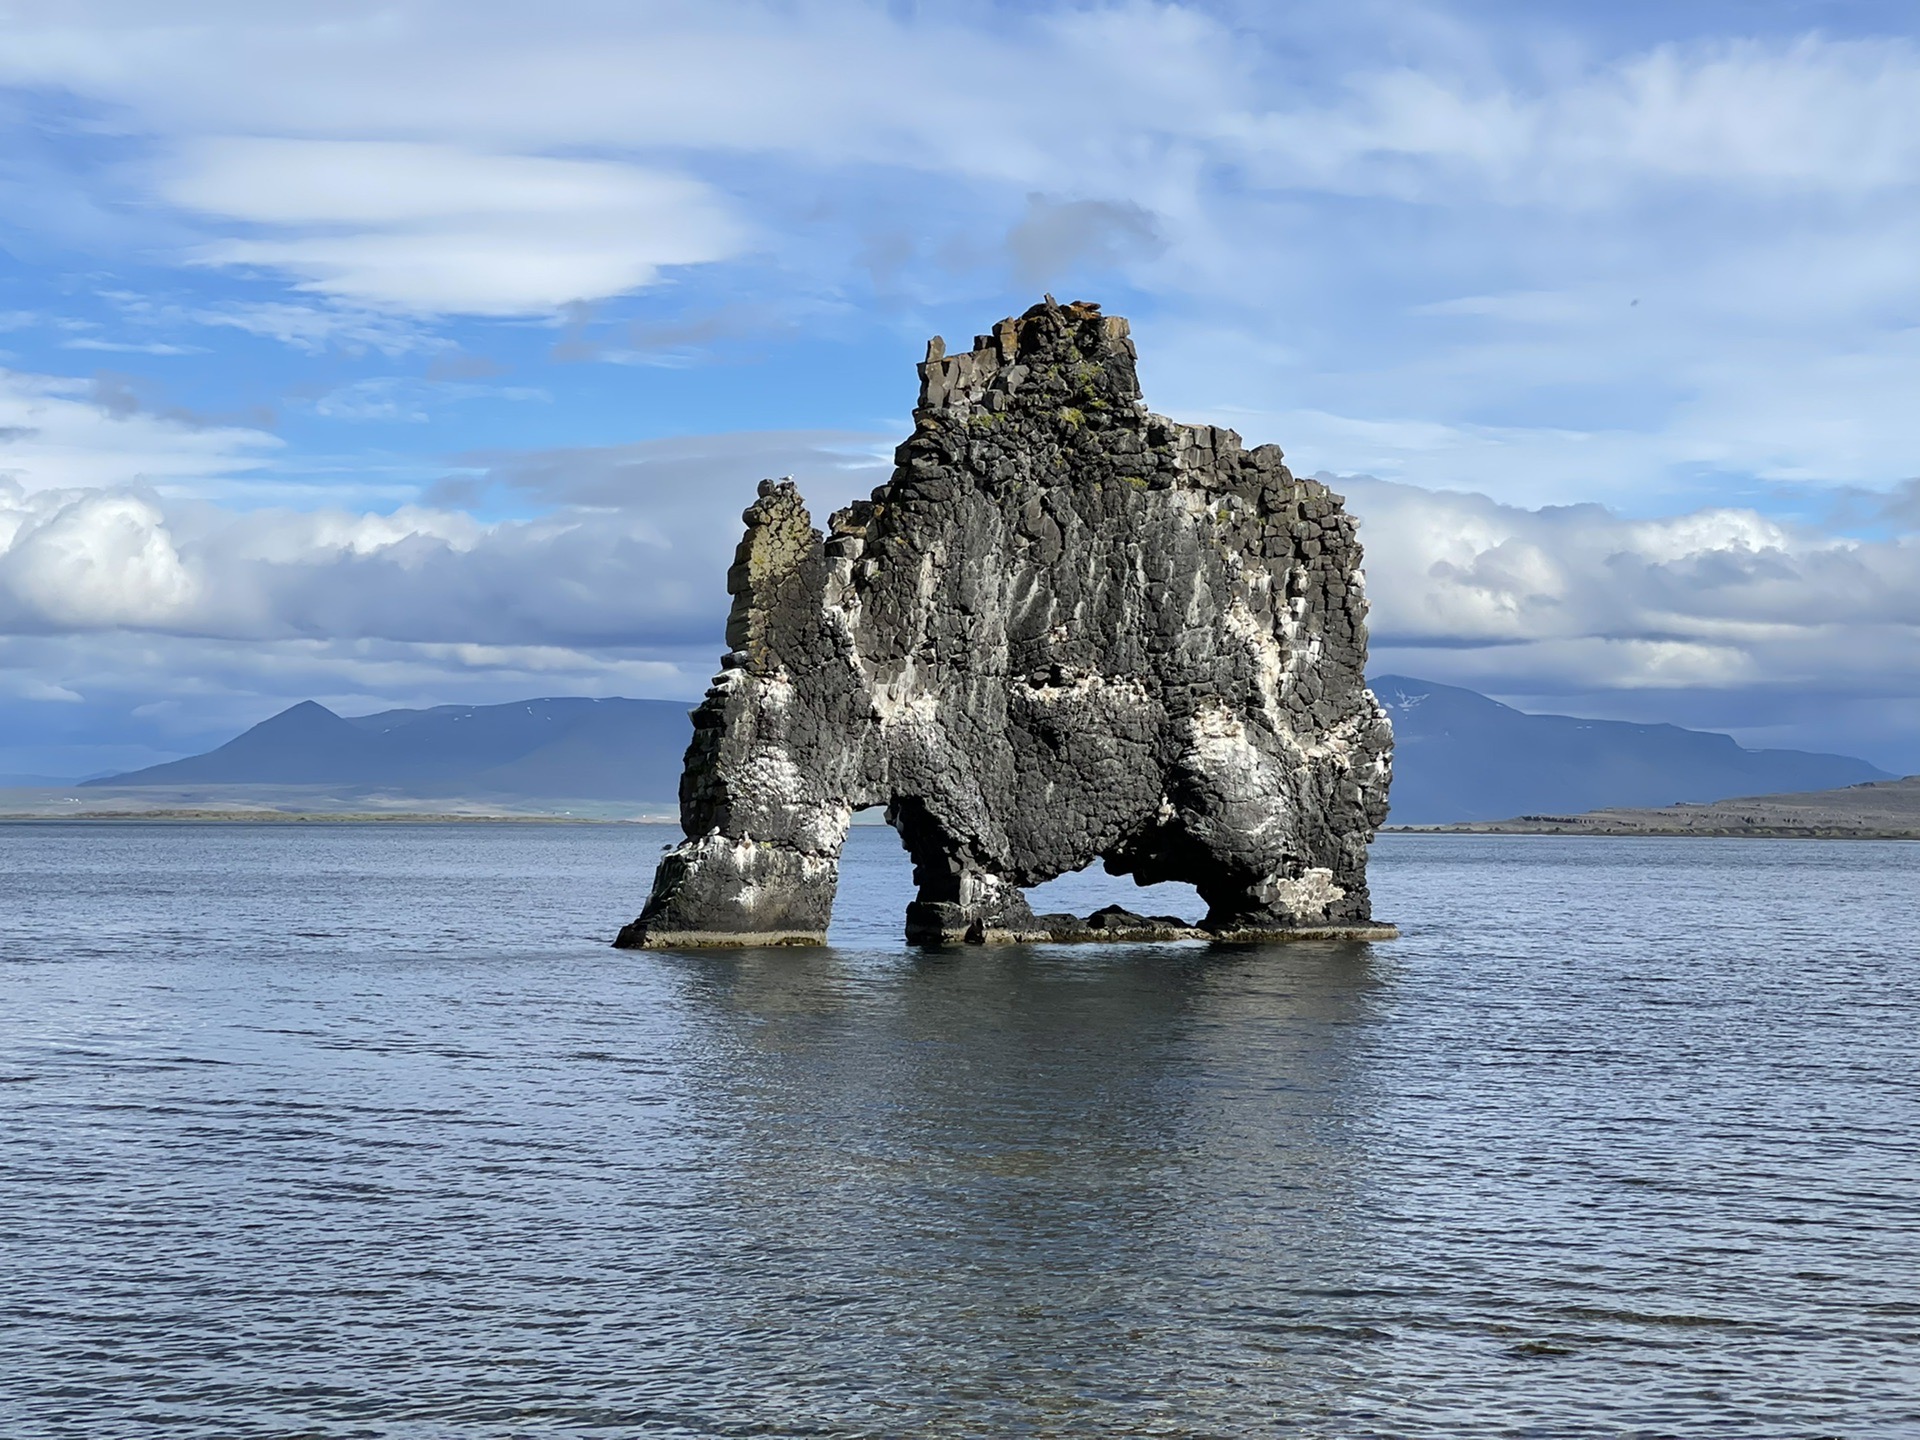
3,0,1919,777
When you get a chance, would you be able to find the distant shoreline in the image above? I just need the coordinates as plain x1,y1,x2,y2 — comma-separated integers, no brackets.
1382,775,1920,839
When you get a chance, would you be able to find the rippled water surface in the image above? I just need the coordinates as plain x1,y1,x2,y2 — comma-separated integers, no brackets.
4,823,1918,1437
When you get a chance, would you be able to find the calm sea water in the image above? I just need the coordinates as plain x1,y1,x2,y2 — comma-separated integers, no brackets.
3,824,1917,1438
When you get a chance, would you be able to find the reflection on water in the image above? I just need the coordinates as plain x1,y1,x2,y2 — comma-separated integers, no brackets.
672,944,1386,1431
2,824,1917,1436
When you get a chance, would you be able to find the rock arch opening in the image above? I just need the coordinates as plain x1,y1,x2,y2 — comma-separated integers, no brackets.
822,812,920,948
1024,862,1205,932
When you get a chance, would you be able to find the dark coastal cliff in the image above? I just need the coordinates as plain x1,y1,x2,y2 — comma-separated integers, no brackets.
618,299,1393,947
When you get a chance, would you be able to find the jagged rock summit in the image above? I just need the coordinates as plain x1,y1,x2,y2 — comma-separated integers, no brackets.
616,299,1394,948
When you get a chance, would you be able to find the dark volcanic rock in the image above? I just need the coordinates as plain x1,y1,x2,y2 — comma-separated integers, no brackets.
615,299,1394,948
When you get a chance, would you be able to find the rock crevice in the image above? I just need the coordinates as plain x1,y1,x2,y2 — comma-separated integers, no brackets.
617,299,1394,947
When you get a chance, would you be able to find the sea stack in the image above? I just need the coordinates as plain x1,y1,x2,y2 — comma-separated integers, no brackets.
616,299,1394,947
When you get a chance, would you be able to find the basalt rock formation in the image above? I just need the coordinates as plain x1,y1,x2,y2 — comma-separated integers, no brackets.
616,299,1394,948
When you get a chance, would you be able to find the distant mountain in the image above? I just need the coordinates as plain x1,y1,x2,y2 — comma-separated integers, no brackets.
84,680,1893,825
1373,675,1891,825
0,774,77,788
88,697,694,803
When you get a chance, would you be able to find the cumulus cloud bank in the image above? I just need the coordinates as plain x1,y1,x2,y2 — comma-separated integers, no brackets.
1351,477,1920,697
4,444,1918,767
0,433,887,649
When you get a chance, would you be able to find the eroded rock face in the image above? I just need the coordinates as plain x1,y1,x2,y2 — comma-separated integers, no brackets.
616,299,1394,948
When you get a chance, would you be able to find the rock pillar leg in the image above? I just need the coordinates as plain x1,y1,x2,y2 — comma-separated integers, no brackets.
891,798,1037,945
903,869,1038,946
1198,864,1352,938
614,831,842,948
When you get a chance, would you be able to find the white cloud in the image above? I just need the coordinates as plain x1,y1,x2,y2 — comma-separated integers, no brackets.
4,5,1919,502
306,374,547,424
4,444,1920,767
0,2,1232,186
1237,36,1920,205
1149,256,1920,506
36,6,1912,208
0,429,889,653
0,484,198,628
59,338,204,355
191,300,435,355
0,367,279,493
5,443,1920,711
309,378,432,425
1346,474,1920,682
1333,470,1920,764
5,9,1920,298
160,138,746,315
